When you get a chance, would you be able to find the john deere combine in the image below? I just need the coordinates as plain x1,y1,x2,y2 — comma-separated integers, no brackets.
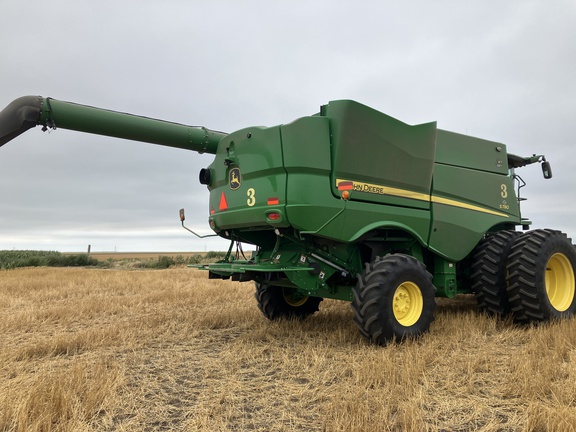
1,96,573,345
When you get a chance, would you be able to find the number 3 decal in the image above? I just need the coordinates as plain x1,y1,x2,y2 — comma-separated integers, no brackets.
247,188,256,206
500,184,508,199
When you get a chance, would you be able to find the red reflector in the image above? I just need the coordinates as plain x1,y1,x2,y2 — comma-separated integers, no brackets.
210,208,215,215
338,181,353,191
267,197,279,205
219,192,228,211
268,212,281,221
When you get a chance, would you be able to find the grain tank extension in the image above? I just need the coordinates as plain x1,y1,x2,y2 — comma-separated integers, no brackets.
1,95,572,345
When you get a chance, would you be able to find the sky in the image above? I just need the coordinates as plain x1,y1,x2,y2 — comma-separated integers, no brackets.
0,1,575,252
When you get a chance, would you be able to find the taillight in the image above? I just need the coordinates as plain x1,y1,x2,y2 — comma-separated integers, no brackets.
267,212,281,221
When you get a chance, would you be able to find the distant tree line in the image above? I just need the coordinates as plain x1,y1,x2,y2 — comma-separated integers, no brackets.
0,250,98,270
0,250,227,270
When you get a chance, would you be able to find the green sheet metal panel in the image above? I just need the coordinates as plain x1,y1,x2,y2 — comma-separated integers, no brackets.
281,116,344,238
208,126,287,232
325,100,436,211
428,164,519,260
435,129,509,175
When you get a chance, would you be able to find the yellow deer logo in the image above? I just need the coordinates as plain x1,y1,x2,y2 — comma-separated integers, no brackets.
229,168,241,190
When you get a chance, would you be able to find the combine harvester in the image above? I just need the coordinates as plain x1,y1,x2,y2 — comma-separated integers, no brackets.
1,96,573,345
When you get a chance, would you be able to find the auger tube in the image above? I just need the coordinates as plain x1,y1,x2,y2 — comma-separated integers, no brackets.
0,96,226,154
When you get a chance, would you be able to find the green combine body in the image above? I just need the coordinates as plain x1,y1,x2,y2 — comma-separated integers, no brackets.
1,96,572,345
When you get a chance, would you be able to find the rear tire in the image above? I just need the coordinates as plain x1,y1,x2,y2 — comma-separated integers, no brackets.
255,283,322,320
352,254,436,345
471,231,519,316
507,229,576,323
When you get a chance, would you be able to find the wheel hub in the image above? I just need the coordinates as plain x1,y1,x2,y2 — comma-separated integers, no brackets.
282,288,308,307
545,253,575,312
393,281,423,326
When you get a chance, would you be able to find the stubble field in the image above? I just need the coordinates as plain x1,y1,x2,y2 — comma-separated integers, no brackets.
1,267,576,431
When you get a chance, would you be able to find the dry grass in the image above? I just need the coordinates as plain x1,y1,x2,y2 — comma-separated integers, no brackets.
1,268,576,431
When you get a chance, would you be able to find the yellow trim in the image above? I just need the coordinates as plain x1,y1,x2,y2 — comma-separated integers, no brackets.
336,178,509,218
430,196,508,218
336,178,430,202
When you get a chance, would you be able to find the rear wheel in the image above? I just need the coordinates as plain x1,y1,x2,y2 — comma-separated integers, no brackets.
470,230,519,316
507,229,576,323
255,283,322,320
352,254,436,345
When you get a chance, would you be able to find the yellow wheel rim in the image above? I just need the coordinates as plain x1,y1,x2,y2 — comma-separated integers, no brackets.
282,288,308,307
392,281,424,326
545,253,575,312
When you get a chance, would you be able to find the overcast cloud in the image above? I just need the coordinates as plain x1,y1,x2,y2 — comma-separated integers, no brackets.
1,1,575,252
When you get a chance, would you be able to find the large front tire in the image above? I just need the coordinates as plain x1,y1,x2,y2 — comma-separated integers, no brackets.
507,229,576,323
255,283,322,320
352,254,436,345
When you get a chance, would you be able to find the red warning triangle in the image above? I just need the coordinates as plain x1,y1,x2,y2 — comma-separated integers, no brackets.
219,192,228,211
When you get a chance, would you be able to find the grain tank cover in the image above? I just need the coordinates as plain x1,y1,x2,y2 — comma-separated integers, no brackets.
323,100,436,210
435,129,510,174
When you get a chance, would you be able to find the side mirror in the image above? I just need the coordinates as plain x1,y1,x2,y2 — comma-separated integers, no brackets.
179,208,186,222
542,161,552,179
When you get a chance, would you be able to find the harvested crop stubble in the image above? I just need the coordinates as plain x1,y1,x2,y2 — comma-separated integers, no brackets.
1,267,576,431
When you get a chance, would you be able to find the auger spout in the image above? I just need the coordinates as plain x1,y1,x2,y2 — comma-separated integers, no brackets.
0,96,43,147
0,96,226,154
